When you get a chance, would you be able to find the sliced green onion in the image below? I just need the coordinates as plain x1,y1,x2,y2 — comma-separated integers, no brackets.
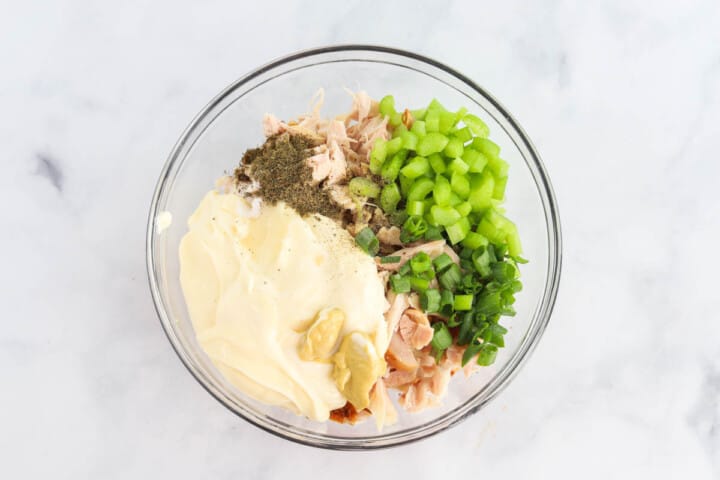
398,262,411,276
431,322,453,351
454,294,474,311
401,156,430,179
438,263,462,290
409,252,432,274
471,246,492,276
380,183,401,213
348,177,380,198
409,276,430,292
424,225,444,241
401,215,428,242
476,343,498,366
421,288,441,313
355,227,379,256
416,132,449,157
390,274,411,293
432,253,454,273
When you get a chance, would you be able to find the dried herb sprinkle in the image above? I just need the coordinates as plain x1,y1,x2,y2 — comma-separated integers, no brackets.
236,132,341,219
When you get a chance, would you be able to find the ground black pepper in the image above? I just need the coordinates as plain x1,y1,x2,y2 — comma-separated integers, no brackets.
236,132,342,219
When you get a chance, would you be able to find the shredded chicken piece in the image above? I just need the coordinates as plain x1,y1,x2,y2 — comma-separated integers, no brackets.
376,226,402,247
384,291,409,339
386,332,419,371
367,379,397,429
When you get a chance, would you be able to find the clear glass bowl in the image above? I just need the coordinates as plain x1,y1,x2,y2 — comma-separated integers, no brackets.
146,45,562,449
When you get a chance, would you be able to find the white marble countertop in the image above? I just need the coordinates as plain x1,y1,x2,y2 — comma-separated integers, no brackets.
3,1,719,478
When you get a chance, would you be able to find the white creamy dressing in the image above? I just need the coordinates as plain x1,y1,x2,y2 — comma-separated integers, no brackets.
178,191,388,420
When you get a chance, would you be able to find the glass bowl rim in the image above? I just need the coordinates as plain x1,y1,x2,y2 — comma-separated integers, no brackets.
146,44,562,450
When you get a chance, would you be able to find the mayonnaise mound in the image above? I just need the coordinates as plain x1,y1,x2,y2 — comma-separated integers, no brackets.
179,191,389,421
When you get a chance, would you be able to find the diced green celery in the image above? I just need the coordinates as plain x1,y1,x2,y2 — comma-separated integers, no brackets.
450,172,470,199
380,183,401,213
472,137,501,158
369,139,387,174
406,200,425,216
428,153,446,174
461,231,489,249
411,120,427,137
428,98,448,112
400,156,430,179
506,223,523,257
386,137,403,155
443,137,465,158
446,217,471,244
439,110,457,133
430,205,461,226
411,108,427,121
425,110,440,132
462,148,488,173
389,111,402,127
463,113,490,138
416,132,449,156
468,172,495,212
447,158,470,175
381,150,407,182
407,177,435,202
392,124,408,138
379,95,395,117
401,131,418,150
399,173,413,197
454,126,473,143
492,175,507,200
487,155,509,178
448,192,463,206
476,214,506,244
455,201,472,217
432,175,452,206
